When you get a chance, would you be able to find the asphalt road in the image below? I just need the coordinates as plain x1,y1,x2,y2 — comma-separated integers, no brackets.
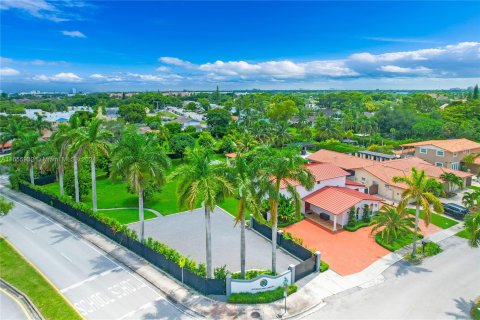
0,195,192,320
300,236,480,320
0,290,29,320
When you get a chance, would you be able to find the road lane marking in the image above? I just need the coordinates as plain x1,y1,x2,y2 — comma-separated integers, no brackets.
61,267,122,293
60,252,72,263
116,298,162,320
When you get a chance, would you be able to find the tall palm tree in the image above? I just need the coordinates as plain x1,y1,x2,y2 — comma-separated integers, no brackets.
72,118,112,211
462,191,480,211
226,153,262,279
257,148,315,273
51,124,75,196
110,128,170,242
171,148,233,278
464,212,480,248
33,114,51,135
439,172,464,195
12,132,42,184
393,168,444,257
370,205,415,244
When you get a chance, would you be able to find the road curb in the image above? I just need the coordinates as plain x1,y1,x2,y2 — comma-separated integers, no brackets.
0,279,45,320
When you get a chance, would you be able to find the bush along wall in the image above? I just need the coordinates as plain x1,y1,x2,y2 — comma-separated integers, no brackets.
18,181,226,295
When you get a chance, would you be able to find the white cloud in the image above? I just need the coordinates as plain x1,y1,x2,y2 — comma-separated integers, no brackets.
33,72,82,82
159,57,193,68
0,0,67,22
61,30,86,38
0,57,14,64
156,66,170,72
0,67,20,76
379,65,431,74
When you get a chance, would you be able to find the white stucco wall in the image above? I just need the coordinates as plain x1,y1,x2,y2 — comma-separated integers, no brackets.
280,176,346,199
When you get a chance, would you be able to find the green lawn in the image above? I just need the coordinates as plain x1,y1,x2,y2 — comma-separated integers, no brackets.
375,232,424,252
97,209,157,224
39,156,240,223
469,186,480,191
455,229,471,239
0,239,82,320
406,209,458,229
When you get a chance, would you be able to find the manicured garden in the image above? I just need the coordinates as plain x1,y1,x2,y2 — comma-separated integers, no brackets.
227,284,297,304
38,156,241,224
375,232,424,252
0,239,82,320
406,208,458,229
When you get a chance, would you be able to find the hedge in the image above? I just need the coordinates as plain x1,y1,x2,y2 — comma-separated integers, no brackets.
344,222,371,232
320,260,329,272
227,284,298,304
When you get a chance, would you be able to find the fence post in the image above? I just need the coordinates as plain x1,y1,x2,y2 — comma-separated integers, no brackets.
277,230,284,246
314,251,321,272
226,274,232,297
288,264,296,284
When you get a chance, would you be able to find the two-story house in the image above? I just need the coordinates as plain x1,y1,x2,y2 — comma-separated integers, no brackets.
401,139,480,170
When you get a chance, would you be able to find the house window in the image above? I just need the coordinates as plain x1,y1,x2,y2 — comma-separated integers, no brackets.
451,162,460,170
435,162,443,167
436,150,444,157
361,177,366,182
464,149,471,154
420,147,427,154
453,152,458,157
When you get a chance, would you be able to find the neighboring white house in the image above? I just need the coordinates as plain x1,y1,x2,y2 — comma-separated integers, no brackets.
173,117,205,131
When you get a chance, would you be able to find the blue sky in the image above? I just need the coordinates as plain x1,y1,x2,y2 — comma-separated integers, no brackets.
1,1,479,92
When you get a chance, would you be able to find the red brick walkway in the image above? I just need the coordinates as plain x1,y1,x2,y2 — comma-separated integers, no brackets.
285,219,441,275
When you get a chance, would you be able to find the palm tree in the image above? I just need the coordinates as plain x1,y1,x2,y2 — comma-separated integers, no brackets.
464,212,480,248
171,148,233,278
110,128,170,242
0,119,28,153
51,124,75,196
393,168,444,257
12,132,42,184
370,205,415,244
462,191,480,211
33,114,51,135
257,148,315,273
226,153,262,279
72,118,112,211
440,172,464,195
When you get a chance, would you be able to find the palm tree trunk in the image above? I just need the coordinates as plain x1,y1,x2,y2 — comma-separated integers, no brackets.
271,199,278,274
205,206,213,279
239,198,246,279
59,165,64,196
29,163,34,185
73,155,80,203
412,204,420,257
91,158,97,212
139,188,144,242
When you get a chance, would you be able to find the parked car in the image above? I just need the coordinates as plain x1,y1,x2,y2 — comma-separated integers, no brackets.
442,203,468,220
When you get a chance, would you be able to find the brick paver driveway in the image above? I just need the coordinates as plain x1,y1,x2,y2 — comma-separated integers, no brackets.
284,219,441,275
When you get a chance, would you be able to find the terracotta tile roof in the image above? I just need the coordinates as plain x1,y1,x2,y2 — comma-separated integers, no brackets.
393,148,415,155
307,149,376,170
225,152,237,158
279,163,349,189
401,139,480,153
475,157,480,165
360,157,473,190
303,186,381,215
345,179,365,187
0,142,12,148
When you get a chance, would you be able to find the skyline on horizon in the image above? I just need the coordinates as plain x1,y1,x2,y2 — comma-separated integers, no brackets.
1,1,480,92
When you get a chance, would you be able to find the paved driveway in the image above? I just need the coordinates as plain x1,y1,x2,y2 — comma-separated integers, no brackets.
285,219,441,276
129,207,299,273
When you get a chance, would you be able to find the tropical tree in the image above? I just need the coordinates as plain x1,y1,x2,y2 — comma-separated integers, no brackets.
226,153,262,279
0,120,28,153
440,172,464,195
462,191,480,211
257,148,315,273
12,132,42,184
50,124,75,196
71,118,112,211
370,205,415,244
33,114,50,134
110,128,170,242
171,148,233,278
0,195,14,216
464,212,480,248
393,168,444,257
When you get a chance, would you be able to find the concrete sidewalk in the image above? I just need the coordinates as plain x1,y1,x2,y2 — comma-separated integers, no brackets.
0,186,466,319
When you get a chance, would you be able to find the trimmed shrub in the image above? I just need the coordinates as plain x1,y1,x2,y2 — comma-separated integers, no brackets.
320,260,329,272
227,284,297,304
231,269,275,280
